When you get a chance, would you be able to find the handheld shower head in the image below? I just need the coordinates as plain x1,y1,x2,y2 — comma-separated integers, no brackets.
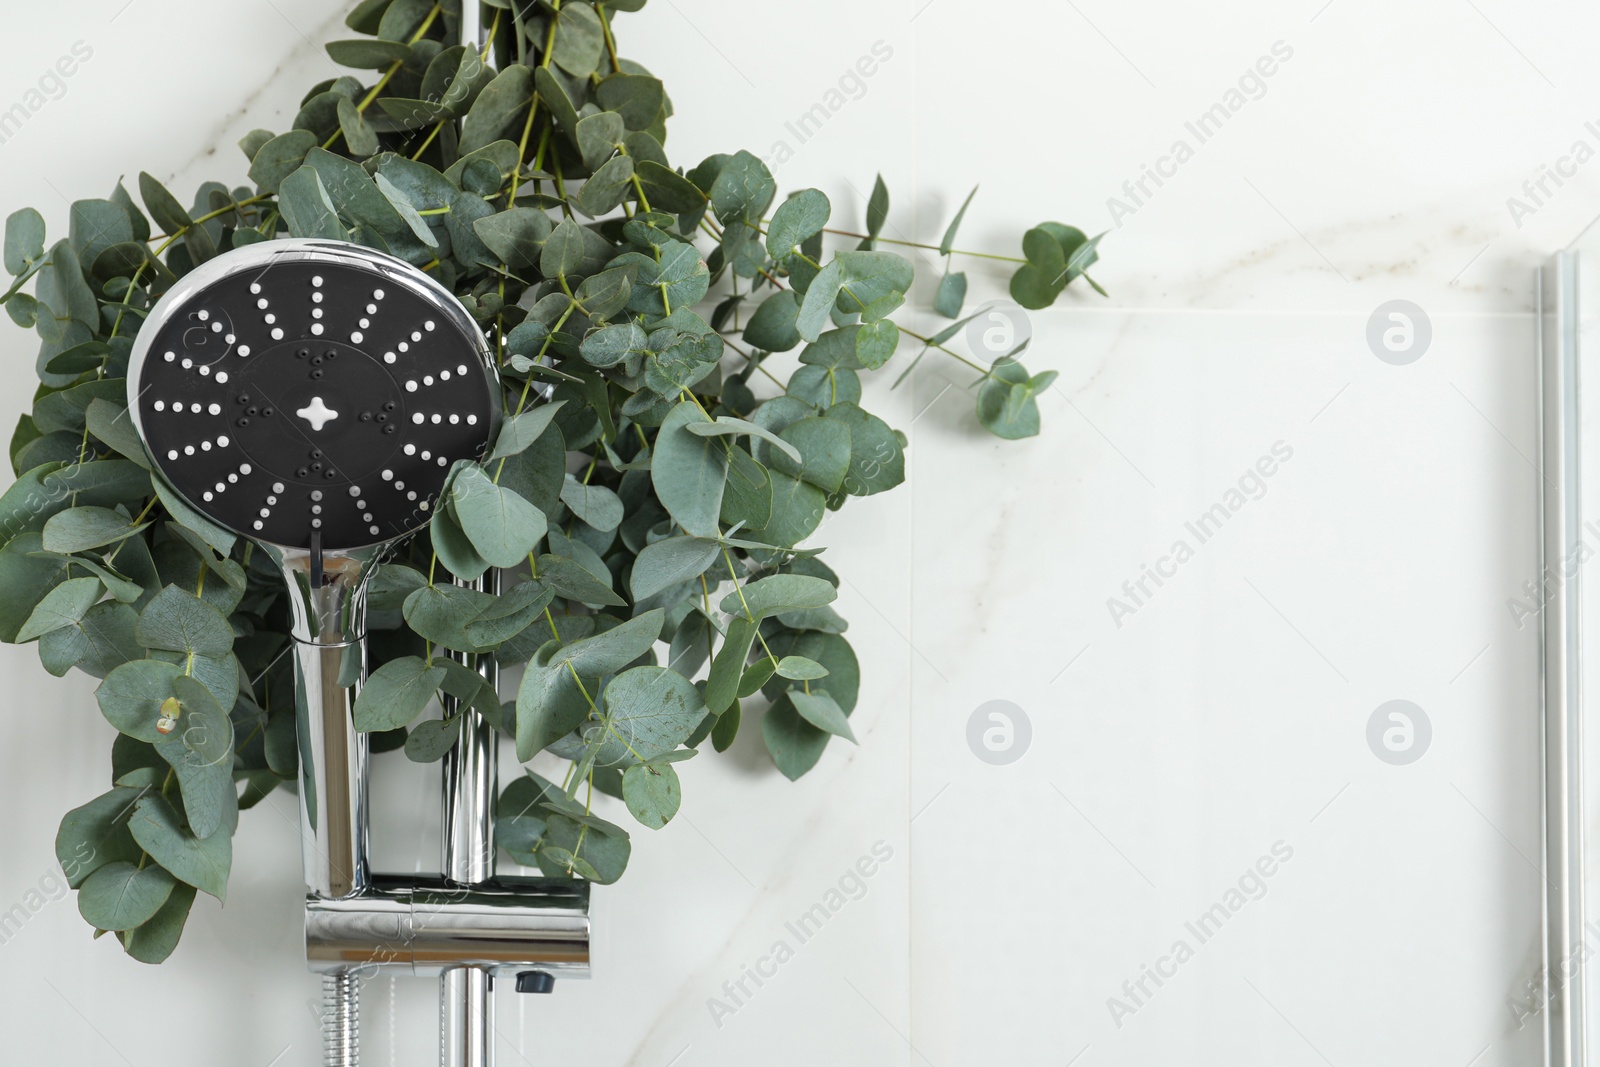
128,238,500,554
128,238,504,903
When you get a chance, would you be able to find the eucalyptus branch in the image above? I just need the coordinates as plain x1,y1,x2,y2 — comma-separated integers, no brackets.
0,0,1108,956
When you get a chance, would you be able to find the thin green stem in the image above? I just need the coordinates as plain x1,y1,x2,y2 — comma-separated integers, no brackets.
898,324,989,374
720,544,779,664
821,227,1026,263
596,5,622,72
410,120,446,160
717,333,784,389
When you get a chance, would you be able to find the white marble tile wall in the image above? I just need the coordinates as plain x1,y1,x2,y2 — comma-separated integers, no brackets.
0,0,1581,1063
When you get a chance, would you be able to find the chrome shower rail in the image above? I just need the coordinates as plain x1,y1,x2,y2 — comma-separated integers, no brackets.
1540,251,1586,1067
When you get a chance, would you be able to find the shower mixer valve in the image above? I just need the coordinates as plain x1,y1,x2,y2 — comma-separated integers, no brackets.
127,238,590,1067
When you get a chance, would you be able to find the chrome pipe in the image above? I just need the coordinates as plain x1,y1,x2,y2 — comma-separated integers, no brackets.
304,876,591,978
442,9,500,1060
459,1,487,55
441,971,492,1067
1540,251,1586,1067
441,569,501,1067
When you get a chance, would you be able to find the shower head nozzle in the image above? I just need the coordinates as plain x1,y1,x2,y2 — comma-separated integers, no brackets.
128,239,500,554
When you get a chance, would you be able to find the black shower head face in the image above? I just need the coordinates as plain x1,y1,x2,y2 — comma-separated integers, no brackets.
128,240,500,553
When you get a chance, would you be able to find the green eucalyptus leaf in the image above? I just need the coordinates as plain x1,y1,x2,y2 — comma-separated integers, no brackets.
652,401,727,538
738,656,779,698
709,150,776,225
762,694,830,780
780,361,857,406
767,189,830,261
742,290,802,353
17,576,102,642
940,184,978,256
463,579,554,647
84,399,150,469
326,38,413,68
720,574,836,621
452,465,548,569
550,608,663,677
599,665,706,762
353,655,447,732
403,582,499,652
789,687,855,742
935,271,968,318
537,553,626,607
78,860,175,932
5,207,46,276
431,503,491,583
137,173,192,237
6,291,38,329
776,655,828,680
560,474,624,531
574,266,635,320
595,72,664,131
461,65,534,155
825,402,905,496
376,174,439,250
128,794,231,902
684,415,802,465
96,660,183,743
56,787,144,890
635,161,706,213
976,358,1046,440
533,66,582,135
170,673,234,769
578,154,635,216
154,728,237,841
247,130,318,195
377,0,432,40
770,416,851,494
576,112,625,172
745,471,825,548
705,616,755,716
832,251,914,320
711,702,741,752
515,647,595,762
541,218,588,279
630,535,719,601
344,0,390,32
278,167,349,242
488,401,565,461
541,813,630,883
135,586,233,658
579,321,647,368
39,599,139,679
120,883,195,964
68,199,133,269
552,2,604,77
405,716,464,763
719,443,771,530
761,630,860,713
619,241,709,315
473,206,552,272
622,761,680,828
41,506,148,554
865,174,890,238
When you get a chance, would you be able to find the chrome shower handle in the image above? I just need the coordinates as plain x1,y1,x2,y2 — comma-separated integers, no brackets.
279,546,377,902
293,638,370,901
